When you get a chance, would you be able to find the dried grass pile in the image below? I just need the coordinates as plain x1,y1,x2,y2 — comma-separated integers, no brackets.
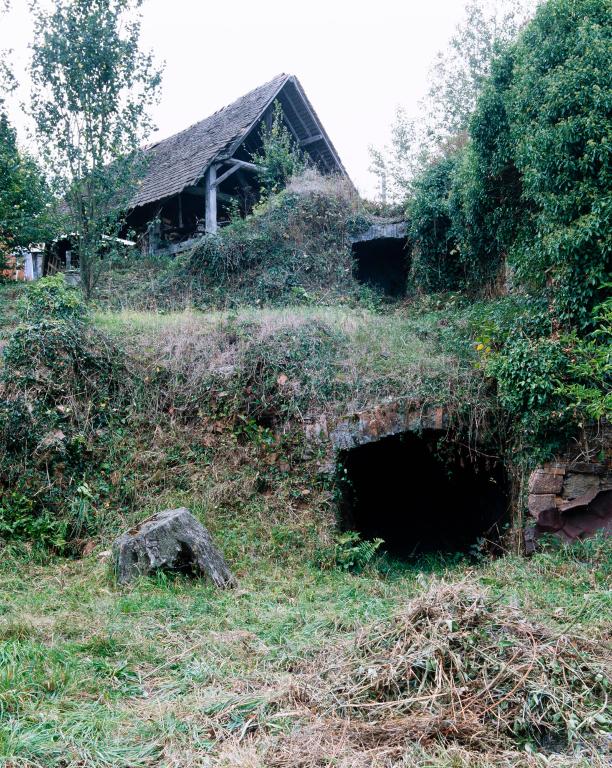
268,580,610,766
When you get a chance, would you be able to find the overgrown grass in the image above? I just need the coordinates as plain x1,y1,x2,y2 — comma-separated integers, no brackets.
0,537,609,767
94,298,484,417
0,283,25,347
94,171,365,312
1,288,610,765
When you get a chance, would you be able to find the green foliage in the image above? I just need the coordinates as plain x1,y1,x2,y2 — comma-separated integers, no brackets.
506,0,612,328
369,108,425,202
0,113,51,256
141,176,359,309
369,1,536,201
486,334,571,452
557,292,612,422
325,530,384,572
0,490,66,547
469,48,524,243
408,155,462,292
403,0,612,461
233,320,347,424
0,528,609,767
425,0,537,141
473,289,611,460
407,0,610,325
251,101,306,197
0,278,128,548
16,273,87,323
29,0,162,297
450,48,524,285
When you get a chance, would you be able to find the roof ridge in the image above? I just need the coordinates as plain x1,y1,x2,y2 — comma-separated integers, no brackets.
131,73,348,209
148,73,289,151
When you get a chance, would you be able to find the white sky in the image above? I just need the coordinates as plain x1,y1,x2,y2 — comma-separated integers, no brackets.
0,0,473,198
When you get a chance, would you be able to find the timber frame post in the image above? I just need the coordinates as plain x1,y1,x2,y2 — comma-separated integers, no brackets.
205,159,265,234
205,164,219,233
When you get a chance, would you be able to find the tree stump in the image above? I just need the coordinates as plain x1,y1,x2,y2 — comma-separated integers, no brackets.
112,508,236,587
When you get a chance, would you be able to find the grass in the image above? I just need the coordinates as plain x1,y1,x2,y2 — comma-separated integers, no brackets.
2,293,610,765
0,283,25,345
94,300,481,417
0,536,609,767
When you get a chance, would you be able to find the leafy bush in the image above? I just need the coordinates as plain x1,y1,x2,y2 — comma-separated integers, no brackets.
556,292,612,423
454,47,525,286
251,100,306,197
480,291,611,459
408,0,610,327
507,0,612,328
0,279,127,549
403,0,611,466
408,155,461,292
170,176,358,308
17,273,87,323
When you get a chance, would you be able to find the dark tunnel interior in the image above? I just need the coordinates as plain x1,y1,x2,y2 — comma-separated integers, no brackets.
338,431,510,557
352,237,409,297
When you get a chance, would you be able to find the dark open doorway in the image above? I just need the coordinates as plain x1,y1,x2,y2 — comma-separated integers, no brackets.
338,431,510,557
352,237,409,297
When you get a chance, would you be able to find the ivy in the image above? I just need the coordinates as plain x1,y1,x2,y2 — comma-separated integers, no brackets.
0,276,128,549
507,0,612,327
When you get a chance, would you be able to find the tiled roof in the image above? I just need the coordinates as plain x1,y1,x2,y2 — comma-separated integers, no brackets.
132,74,290,208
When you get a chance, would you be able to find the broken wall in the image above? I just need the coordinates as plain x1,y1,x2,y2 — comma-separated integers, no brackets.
526,460,611,549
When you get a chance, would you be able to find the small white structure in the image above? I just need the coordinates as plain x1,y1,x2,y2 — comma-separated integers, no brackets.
23,246,45,281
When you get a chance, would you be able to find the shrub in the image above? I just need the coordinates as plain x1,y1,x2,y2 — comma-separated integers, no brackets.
408,155,462,293
483,330,589,460
408,0,611,327
557,291,612,424
233,319,348,424
17,273,87,323
251,100,306,197
0,280,127,548
179,177,358,308
507,0,612,328
449,47,525,291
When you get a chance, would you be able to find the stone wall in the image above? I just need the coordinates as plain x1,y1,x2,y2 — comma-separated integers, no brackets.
526,460,611,550
349,220,408,244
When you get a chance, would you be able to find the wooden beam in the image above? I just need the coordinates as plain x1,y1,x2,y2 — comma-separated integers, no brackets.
280,87,310,137
205,164,218,233
184,185,233,203
300,134,323,147
213,162,242,188
216,158,265,174
288,76,347,177
212,157,266,189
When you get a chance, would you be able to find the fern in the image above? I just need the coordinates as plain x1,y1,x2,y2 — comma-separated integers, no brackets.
334,531,384,572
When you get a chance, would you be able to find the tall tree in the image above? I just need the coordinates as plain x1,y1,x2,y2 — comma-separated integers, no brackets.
370,0,538,201
0,115,50,254
29,0,162,297
425,0,538,141
0,0,49,276
506,0,612,327
369,107,423,203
